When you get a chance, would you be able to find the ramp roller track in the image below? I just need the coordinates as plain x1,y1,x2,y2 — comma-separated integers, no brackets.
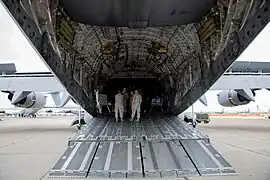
44,116,237,179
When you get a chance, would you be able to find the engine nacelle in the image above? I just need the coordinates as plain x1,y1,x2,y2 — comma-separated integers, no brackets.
217,90,255,107
8,92,46,109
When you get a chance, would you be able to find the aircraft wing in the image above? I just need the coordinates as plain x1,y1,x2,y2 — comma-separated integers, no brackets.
0,72,73,108
210,73,270,90
211,61,270,90
0,73,65,92
1,61,270,92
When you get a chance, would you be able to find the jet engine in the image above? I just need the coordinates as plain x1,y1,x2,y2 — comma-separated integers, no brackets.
217,90,256,107
8,92,46,109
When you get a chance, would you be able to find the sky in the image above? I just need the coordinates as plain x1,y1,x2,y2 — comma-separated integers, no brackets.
0,4,270,112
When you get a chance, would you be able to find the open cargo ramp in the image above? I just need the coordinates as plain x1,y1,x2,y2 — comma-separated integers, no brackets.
44,116,237,179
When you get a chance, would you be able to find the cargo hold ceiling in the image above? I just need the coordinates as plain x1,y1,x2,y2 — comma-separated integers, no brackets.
56,0,217,85
59,0,216,26
72,26,202,80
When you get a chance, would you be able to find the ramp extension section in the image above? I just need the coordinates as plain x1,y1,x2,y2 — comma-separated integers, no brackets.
47,116,237,179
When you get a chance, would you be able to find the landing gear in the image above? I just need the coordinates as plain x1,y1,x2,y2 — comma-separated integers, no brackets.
29,114,37,118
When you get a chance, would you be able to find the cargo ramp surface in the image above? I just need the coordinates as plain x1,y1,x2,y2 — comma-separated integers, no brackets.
44,116,237,179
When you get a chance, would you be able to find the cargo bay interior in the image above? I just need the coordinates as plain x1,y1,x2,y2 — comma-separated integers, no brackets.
46,0,224,116
99,77,166,115
70,26,203,116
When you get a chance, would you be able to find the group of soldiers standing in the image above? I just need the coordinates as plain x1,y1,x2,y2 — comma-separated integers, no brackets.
114,88,142,122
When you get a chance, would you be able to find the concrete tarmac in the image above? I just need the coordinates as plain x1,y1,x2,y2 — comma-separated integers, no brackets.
0,116,270,180
0,116,76,180
195,117,270,180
